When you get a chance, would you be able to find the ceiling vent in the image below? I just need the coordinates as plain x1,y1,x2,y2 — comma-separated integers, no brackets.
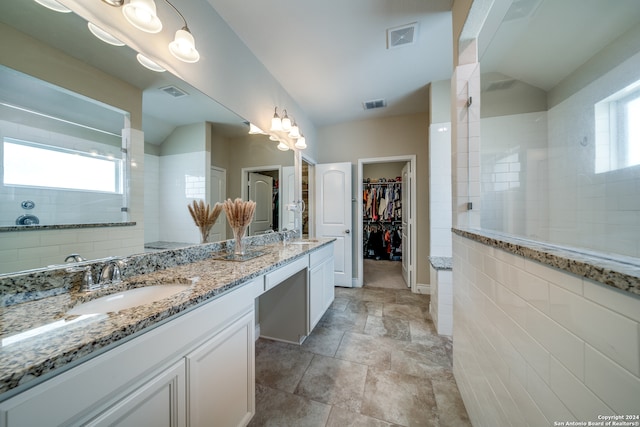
159,85,189,98
362,99,387,110
387,22,418,49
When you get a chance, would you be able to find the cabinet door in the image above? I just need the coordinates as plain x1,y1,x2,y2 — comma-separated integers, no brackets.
86,360,186,427
186,311,255,427
322,257,335,312
309,263,325,331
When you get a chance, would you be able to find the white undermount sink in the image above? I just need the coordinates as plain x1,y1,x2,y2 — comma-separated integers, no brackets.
67,284,189,315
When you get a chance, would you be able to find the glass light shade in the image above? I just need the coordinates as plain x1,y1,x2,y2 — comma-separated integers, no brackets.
294,136,307,149
248,123,264,134
277,141,290,151
136,53,165,72
88,22,125,46
34,0,72,13
169,28,200,63
270,114,282,131
281,112,292,131
122,0,162,33
101,0,124,5
288,124,300,139
269,134,280,141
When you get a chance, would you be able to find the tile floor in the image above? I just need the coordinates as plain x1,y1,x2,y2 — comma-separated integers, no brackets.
248,286,471,427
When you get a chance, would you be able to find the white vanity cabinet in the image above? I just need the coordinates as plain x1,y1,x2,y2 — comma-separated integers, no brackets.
85,360,187,427
186,311,254,427
308,244,335,332
0,278,262,427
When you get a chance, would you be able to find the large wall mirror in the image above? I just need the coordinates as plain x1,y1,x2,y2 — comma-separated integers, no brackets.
477,0,640,258
0,1,294,274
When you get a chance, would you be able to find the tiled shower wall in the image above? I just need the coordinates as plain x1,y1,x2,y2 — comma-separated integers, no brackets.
479,50,640,258
0,120,124,227
546,50,640,258
144,151,207,245
453,234,640,426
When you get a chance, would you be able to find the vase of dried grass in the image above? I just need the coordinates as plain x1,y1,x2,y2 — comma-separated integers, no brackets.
233,225,248,255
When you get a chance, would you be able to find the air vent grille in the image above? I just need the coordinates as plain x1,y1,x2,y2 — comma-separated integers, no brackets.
363,99,387,110
387,23,418,49
159,85,188,98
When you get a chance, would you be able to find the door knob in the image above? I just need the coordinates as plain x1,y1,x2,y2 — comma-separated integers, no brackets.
345,229,350,234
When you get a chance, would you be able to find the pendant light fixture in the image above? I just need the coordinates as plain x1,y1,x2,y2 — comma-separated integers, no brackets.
288,121,300,139
169,27,200,63
33,0,71,13
281,110,292,131
88,22,125,46
122,0,163,33
270,107,283,132
248,123,265,135
136,53,166,72
277,141,290,151
165,1,200,63
294,135,307,150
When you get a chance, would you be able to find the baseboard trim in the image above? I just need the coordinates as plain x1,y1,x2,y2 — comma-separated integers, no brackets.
416,283,431,294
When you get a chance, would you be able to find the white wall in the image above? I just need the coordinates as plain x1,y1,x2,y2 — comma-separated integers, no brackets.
453,234,640,426
429,122,453,257
316,113,430,284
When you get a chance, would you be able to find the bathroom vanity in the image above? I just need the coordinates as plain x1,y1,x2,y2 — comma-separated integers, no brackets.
0,238,334,427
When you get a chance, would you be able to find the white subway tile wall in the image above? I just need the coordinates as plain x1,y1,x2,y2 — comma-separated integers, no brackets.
453,234,640,426
0,129,145,274
429,265,452,336
429,122,453,257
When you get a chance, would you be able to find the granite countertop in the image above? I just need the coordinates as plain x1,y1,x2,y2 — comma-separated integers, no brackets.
452,228,640,296
429,256,452,271
0,239,332,398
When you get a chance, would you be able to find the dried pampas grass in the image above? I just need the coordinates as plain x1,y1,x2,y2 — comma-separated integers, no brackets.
188,200,223,243
222,198,256,228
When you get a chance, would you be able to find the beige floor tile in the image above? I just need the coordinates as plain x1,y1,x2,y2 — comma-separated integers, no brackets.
326,406,400,427
301,326,344,357
255,339,314,393
383,303,429,322
361,369,438,427
432,378,473,427
318,308,367,333
334,331,392,369
364,315,411,341
295,354,368,413
346,299,384,316
248,384,331,427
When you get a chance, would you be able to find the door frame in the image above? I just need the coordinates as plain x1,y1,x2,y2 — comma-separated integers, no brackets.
357,155,417,292
241,165,282,232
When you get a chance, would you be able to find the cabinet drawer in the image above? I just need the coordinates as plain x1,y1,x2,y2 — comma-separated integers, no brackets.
309,244,333,268
264,257,308,292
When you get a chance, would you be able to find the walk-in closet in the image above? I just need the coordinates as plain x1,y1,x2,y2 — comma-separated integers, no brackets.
362,162,406,289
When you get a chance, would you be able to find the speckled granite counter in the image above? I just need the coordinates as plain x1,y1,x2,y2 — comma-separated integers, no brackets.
453,228,640,296
0,237,332,399
429,256,452,270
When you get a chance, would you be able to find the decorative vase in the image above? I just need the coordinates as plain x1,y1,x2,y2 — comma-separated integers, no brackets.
199,227,210,244
233,225,248,255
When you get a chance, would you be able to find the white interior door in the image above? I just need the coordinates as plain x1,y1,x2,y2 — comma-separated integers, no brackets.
401,162,411,287
315,162,352,287
281,166,295,232
209,167,226,242
248,172,273,235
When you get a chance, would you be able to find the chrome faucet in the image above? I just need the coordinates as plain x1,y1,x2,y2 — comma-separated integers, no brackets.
99,259,125,285
66,265,98,292
65,253,86,263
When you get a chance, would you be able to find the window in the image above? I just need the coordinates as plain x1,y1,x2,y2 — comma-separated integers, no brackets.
3,138,123,193
595,81,640,173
